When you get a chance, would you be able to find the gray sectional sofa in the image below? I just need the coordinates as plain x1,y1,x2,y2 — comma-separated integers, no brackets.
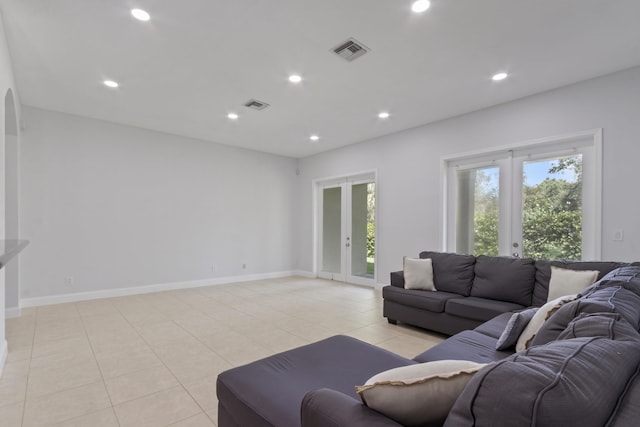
384,251,635,335
217,265,640,427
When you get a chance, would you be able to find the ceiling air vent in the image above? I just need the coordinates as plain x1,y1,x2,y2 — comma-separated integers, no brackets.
244,99,270,110
332,38,369,62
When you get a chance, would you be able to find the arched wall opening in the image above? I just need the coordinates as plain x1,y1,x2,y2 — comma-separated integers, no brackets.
5,88,20,315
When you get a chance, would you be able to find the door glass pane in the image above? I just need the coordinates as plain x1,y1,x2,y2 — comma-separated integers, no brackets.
351,182,375,278
522,155,582,259
322,187,342,273
456,167,499,256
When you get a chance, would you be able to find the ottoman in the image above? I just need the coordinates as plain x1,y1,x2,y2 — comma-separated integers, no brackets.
216,335,415,427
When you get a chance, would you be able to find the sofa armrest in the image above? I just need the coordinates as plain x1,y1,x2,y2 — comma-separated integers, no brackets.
390,270,405,288
301,389,403,427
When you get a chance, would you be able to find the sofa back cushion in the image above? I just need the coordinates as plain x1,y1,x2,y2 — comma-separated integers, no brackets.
419,251,475,296
531,260,630,306
470,256,535,306
531,267,640,347
444,336,640,427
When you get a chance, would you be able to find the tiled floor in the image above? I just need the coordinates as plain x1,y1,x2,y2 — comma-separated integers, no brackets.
1,276,444,427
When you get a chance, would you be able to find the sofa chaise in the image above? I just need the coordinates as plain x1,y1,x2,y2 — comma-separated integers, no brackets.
384,251,637,335
217,265,640,427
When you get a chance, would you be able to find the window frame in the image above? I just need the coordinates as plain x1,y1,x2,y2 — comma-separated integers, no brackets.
440,129,603,260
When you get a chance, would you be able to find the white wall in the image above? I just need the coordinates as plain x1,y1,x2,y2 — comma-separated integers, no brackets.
295,66,640,283
20,107,297,299
0,8,20,374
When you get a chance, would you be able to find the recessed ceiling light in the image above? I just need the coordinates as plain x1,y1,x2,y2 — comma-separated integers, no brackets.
492,72,508,81
288,75,302,83
411,0,431,13
309,134,320,141
103,80,119,88
131,8,150,21
227,113,239,120
378,112,390,119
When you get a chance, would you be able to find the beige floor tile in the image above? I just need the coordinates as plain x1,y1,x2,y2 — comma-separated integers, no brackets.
0,400,24,427
113,385,201,427
95,344,163,379
6,346,32,363
23,381,111,427
29,341,95,370
343,324,404,345
87,328,147,354
247,328,310,353
170,412,216,426
174,314,229,338
0,375,27,408
163,354,231,385
33,322,86,345
6,315,36,337
119,306,169,326
51,407,119,427
36,303,80,322
6,277,447,427
76,300,118,317
82,312,132,335
6,332,33,352
105,364,179,405
183,375,217,411
27,359,103,398
0,359,30,381
136,320,192,347
153,336,218,365
31,334,93,360
206,407,218,426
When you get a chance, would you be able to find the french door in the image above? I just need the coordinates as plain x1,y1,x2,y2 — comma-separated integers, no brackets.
317,174,376,286
445,131,601,260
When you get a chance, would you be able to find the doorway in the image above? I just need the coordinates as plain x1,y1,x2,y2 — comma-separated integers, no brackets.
316,172,376,286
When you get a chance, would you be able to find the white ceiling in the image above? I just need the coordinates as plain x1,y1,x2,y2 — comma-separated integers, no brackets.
2,0,640,158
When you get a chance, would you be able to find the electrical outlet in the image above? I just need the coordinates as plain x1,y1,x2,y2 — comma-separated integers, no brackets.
242,263,247,269
64,277,74,288
211,264,217,273
613,229,624,241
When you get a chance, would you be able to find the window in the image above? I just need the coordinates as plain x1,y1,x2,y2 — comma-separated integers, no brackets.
444,130,602,260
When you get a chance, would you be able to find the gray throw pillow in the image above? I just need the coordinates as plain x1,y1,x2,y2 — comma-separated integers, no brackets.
495,308,538,351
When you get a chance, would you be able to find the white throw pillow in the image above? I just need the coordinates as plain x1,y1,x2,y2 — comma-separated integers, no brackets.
547,266,599,302
516,294,578,352
403,257,435,291
356,360,487,427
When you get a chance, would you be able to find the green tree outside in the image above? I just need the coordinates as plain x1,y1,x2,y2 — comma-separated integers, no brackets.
472,156,582,260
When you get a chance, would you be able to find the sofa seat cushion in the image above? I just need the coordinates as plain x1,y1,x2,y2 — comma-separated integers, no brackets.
444,335,640,427
413,330,514,364
472,312,513,339
383,286,463,313
445,297,524,322
419,251,476,296
471,256,536,306
217,335,414,427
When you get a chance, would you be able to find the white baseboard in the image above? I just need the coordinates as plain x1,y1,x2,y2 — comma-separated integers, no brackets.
5,307,21,319
20,270,297,308
0,339,7,378
291,270,316,278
